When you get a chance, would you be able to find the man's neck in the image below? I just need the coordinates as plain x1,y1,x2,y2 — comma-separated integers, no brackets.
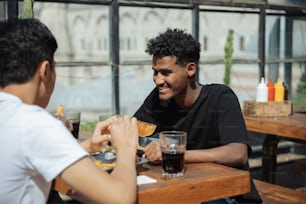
175,83,202,109
1,83,38,105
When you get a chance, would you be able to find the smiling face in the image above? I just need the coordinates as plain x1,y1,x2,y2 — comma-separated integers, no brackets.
152,56,191,102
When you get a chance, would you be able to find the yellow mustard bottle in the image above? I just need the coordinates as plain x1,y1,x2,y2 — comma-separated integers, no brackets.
274,79,284,102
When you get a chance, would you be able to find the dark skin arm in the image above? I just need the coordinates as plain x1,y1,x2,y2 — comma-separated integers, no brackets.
143,141,248,167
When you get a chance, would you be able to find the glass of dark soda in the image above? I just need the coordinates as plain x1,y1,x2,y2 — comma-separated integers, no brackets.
66,111,81,139
159,131,187,178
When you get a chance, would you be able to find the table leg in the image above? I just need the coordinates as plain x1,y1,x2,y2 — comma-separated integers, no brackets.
262,134,280,183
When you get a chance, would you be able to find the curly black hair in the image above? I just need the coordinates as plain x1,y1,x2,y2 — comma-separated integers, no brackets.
145,28,201,66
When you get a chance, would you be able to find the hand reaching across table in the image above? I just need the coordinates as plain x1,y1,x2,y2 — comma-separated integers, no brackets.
80,115,138,155
54,105,73,132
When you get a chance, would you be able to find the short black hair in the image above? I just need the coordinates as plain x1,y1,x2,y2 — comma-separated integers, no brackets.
0,18,58,87
145,28,201,66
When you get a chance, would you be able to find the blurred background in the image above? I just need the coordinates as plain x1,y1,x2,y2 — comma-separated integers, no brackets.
1,0,305,122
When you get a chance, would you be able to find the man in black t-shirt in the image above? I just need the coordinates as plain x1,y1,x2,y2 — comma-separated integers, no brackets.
133,28,262,204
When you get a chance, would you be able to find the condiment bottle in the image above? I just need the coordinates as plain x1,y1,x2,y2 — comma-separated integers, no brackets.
256,77,268,102
282,81,288,100
274,79,284,102
267,78,275,102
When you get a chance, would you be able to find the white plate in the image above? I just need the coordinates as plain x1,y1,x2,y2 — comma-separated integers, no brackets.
92,152,148,172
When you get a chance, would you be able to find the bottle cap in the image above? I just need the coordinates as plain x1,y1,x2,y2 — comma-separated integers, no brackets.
275,79,282,87
258,77,266,87
267,78,274,87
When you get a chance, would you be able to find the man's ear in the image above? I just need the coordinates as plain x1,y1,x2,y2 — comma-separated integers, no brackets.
186,62,197,78
38,60,51,82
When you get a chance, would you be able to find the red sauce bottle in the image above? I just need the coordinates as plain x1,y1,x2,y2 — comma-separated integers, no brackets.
267,78,275,102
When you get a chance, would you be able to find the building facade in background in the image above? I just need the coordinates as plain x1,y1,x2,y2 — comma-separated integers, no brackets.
2,2,306,121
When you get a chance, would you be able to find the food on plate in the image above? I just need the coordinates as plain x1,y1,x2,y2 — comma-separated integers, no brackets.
101,144,116,153
137,144,145,151
95,160,116,168
137,120,157,137
100,119,156,137
99,120,156,154
55,104,64,116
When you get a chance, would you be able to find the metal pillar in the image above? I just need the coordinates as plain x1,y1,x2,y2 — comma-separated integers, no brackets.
284,17,293,99
109,0,120,115
262,135,280,184
258,7,266,81
268,18,280,83
192,3,200,81
8,0,18,19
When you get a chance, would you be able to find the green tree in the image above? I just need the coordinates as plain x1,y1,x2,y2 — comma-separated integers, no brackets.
224,29,234,86
297,64,306,95
20,0,34,19
293,63,306,111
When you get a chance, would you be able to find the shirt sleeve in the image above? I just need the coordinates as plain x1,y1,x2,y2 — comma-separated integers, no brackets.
22,110,88,182
216,89,249,148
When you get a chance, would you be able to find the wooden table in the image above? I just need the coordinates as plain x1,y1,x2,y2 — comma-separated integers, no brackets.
53,163,251,204
244,113,306,183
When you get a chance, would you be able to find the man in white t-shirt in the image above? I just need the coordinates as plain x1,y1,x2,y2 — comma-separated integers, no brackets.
0,18,138,204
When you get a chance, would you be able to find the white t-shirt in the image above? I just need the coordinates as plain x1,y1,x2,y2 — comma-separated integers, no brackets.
0,92,88,204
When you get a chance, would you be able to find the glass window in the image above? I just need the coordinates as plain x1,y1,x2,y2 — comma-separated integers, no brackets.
293,19,306,58
265,15,306,112
0,2,6,20
3,1,305,120
119,64,155,115
119,6,192,61
292,19,306,112
199,9,259,104
34,2,111,122
199,10,259,58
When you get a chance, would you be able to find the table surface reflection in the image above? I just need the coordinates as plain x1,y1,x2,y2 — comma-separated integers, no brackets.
53,162,251,204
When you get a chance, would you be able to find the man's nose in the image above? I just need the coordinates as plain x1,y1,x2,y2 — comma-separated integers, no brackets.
154,73,165,85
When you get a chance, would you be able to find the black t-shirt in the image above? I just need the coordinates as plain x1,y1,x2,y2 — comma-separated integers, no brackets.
134,84,262,203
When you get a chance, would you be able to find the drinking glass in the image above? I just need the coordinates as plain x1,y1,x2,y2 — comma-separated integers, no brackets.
66,111,81,139
159,131,187,178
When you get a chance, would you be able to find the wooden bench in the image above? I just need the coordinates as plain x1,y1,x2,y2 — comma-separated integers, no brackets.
254,179,306,204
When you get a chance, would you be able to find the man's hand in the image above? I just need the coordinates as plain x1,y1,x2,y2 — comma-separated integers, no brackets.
108,116,138,153
54,105,73,132
143,141,162,162
80,116,115,153
56,114,73,132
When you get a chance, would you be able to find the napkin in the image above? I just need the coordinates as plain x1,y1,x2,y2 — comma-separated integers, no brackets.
58,192,73,201
137,175,157,185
